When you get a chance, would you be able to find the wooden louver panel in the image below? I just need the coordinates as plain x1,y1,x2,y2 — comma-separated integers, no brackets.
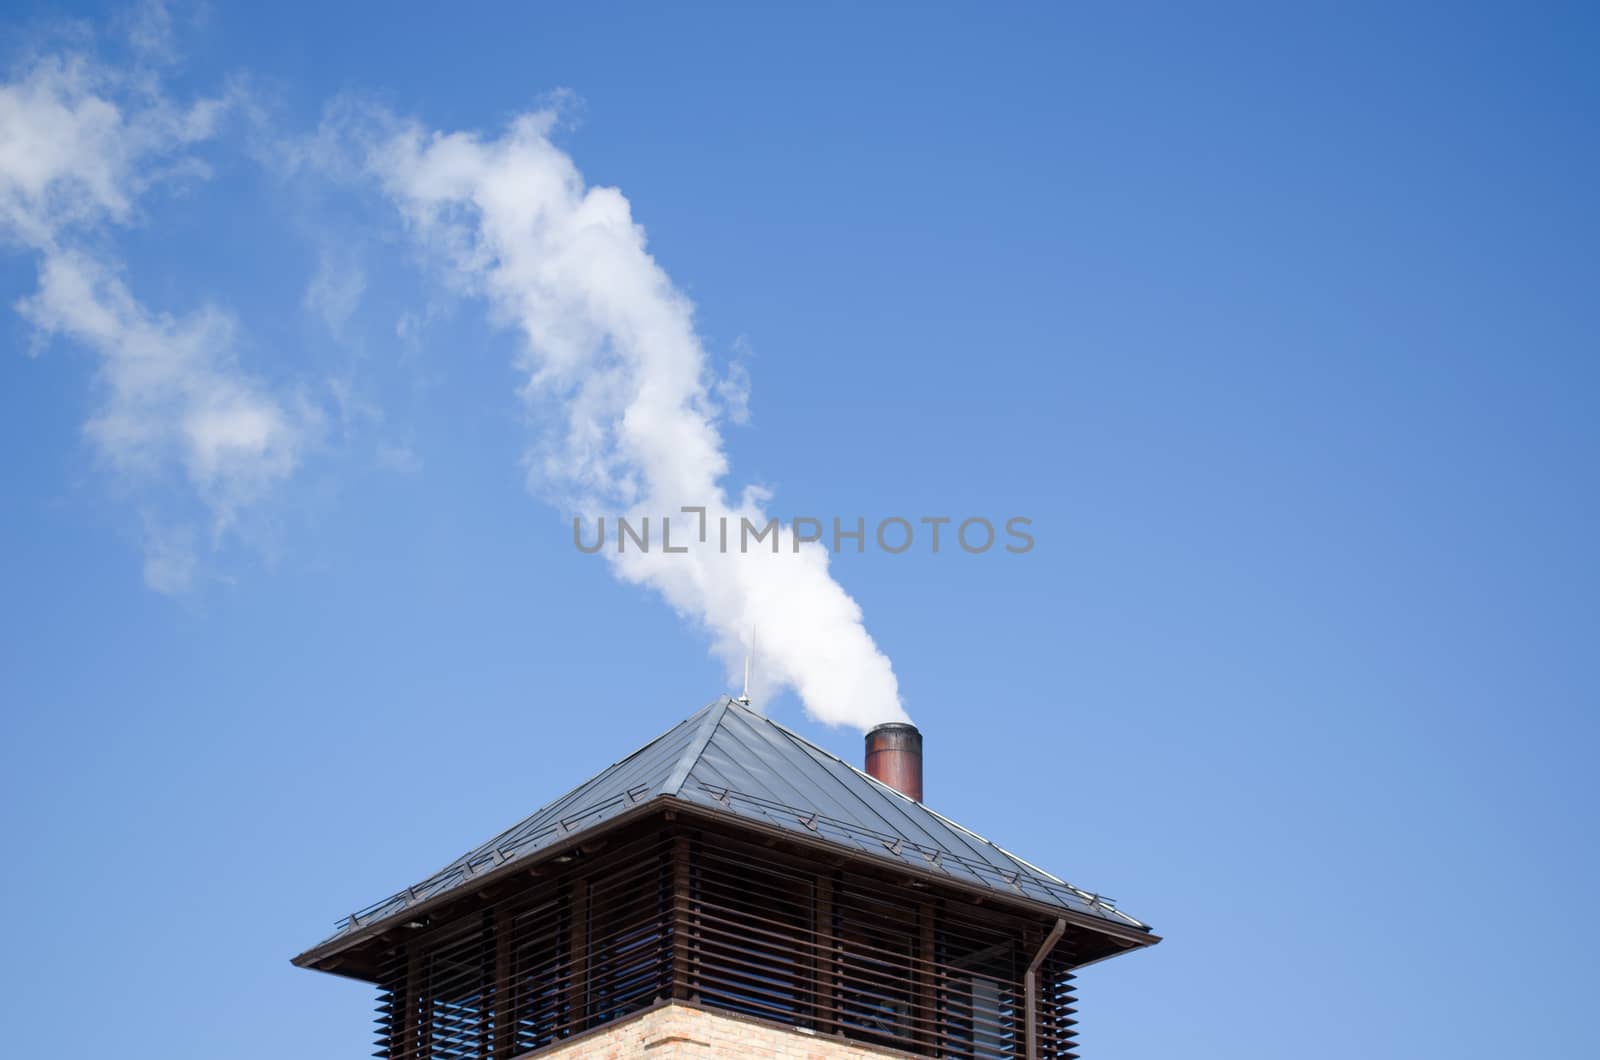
371,821,1085,1060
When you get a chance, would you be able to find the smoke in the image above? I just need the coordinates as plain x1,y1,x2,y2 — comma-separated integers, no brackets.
365,110,906,729
2,33,906,723
1,51,311,592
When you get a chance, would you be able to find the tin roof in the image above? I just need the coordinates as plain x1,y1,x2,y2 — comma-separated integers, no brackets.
303,697,1150,960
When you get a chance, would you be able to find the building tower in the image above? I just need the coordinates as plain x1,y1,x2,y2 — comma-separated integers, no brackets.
294,698,1158,1058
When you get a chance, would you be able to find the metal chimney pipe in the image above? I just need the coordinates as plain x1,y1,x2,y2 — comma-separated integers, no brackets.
864,722,923,802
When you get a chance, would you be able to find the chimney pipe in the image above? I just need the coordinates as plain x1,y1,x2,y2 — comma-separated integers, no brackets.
864,722,923,802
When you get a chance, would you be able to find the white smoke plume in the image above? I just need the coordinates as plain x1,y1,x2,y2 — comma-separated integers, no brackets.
366,110,907,729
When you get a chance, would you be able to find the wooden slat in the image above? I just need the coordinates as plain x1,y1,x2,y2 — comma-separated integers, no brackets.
565,878,587,1034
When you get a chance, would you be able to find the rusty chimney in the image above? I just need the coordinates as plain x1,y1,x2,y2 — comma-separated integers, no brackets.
864,722,923,802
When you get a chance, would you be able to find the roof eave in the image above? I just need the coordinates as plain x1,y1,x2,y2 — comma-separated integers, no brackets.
293,791,1157,977
290,793,677,971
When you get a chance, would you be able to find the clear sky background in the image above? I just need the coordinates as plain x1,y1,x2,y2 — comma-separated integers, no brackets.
1,3,1596,1057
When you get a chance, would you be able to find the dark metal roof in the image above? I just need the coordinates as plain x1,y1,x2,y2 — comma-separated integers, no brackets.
304,697,1150,959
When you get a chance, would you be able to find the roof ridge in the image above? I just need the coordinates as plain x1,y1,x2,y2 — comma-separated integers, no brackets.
660,695,733,796
735,700,912,801
724,703,1120,908
414,696,725,882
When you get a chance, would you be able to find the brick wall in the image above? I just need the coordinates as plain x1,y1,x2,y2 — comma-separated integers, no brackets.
541,1003,914,1060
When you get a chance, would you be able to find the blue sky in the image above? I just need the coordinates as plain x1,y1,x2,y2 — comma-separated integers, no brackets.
1,2,1596,1057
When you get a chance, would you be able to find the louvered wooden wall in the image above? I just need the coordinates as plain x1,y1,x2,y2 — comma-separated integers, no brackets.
372,822,1082,1060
